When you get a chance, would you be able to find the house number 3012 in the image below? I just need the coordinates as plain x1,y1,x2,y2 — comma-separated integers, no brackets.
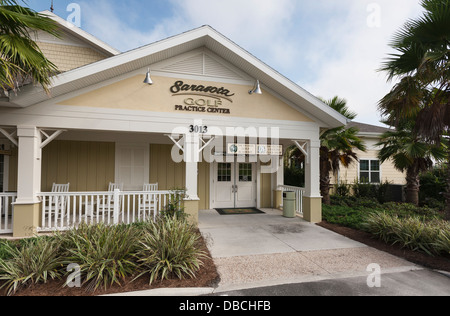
189,125,208,134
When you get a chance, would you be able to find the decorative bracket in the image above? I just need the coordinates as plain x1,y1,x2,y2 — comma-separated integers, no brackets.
0,127,18,147
166,134,215,155
293,140,310,164
39,129,67,149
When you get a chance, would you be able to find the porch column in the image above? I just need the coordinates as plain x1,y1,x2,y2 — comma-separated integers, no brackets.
303,139,322,223
272,157,284,210
184,134,200,225
13,126,42,237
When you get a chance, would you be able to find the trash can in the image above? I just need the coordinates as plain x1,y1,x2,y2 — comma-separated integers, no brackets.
283,191,296,218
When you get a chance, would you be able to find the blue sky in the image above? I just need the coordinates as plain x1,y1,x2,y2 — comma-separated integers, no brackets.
25,0,424,126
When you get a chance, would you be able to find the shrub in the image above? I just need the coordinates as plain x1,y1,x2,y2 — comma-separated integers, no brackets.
160,189,188,220
135,216,207,284
363,212,450,256
57,223,140,291
322,204,377,230
0,237,63,296
419,165,447,206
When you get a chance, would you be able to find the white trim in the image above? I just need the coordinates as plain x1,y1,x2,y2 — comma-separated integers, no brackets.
0,104,321,140
40,10,120,56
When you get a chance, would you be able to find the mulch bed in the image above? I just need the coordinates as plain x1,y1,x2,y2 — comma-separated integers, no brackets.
0,234,221,297
317,221,450,273
3,221,449,296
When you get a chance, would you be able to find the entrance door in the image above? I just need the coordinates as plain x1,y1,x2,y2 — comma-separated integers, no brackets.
214,161,256,209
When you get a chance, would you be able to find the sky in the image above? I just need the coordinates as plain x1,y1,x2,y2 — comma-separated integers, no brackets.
26,0,425,127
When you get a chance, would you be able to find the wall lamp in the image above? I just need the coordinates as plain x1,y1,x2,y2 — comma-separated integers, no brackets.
249,80,262,95
143,68,153,85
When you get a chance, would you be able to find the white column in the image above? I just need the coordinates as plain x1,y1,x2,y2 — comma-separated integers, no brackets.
16,126,42,204
305,139,321,198
184,134,200,201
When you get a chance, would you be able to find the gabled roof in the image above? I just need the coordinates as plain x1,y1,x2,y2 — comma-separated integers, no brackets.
348,121,392,138
6,25,348,128
40,10,120,57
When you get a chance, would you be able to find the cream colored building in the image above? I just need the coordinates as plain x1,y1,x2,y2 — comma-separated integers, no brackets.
0,12,349,237
332,122,406,187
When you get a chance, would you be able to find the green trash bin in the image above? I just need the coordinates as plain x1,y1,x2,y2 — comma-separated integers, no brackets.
283,191,296,218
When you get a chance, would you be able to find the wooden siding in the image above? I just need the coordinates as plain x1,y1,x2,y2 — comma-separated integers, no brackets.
260,172,272,208
41,141,115,192
149,144,210,210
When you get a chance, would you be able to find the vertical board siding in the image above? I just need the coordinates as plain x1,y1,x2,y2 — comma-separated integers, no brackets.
149,144,210,210
41,141,115,192
260,172,272,208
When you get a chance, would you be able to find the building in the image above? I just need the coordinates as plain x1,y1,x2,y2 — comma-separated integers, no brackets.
0,12,348,237
332,121,406,187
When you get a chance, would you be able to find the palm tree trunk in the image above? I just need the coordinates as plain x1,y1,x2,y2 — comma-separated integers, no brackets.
445,149,450,221
405,167,420,206
320,151,331,205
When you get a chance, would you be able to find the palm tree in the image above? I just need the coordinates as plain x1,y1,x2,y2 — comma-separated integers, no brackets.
319,97,366,205
377,120,447,205
379,0,450,219
0,0,59,94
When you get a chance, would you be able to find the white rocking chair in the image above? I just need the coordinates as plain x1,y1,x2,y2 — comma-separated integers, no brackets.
44,183,70,221
94,183,123,218
139,183,158,220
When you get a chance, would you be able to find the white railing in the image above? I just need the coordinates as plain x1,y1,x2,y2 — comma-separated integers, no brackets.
0,193,16,234
37,190,182,232
278,185,305,215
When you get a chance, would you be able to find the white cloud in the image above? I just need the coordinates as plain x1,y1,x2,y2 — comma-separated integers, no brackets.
300,0,424,126
78,0,171,52
77,0,425,127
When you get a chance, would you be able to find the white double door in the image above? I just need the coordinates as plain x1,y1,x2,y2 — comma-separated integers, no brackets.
213,160,257,209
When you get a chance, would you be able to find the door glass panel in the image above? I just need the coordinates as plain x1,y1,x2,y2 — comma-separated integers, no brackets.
239,163,252,182
218,163,232,182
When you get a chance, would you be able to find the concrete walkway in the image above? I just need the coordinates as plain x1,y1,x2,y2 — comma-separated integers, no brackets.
198,208,421,293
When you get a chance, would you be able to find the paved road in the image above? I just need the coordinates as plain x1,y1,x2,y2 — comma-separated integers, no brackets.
209,269,450,296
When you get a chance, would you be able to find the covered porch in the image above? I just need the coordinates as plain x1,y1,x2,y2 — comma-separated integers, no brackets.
0,126,319,237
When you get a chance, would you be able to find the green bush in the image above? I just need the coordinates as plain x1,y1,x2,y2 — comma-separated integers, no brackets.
419,165,447,207
135,216,207,284
322,204,377,230
160,189,188,220
363,212,450,256
0,238,63,296
0,215,209,295
56,223,140,291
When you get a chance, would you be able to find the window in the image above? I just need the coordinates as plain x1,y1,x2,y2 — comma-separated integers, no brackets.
360,159,380,184
239,163,252,182
217,163,232,182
